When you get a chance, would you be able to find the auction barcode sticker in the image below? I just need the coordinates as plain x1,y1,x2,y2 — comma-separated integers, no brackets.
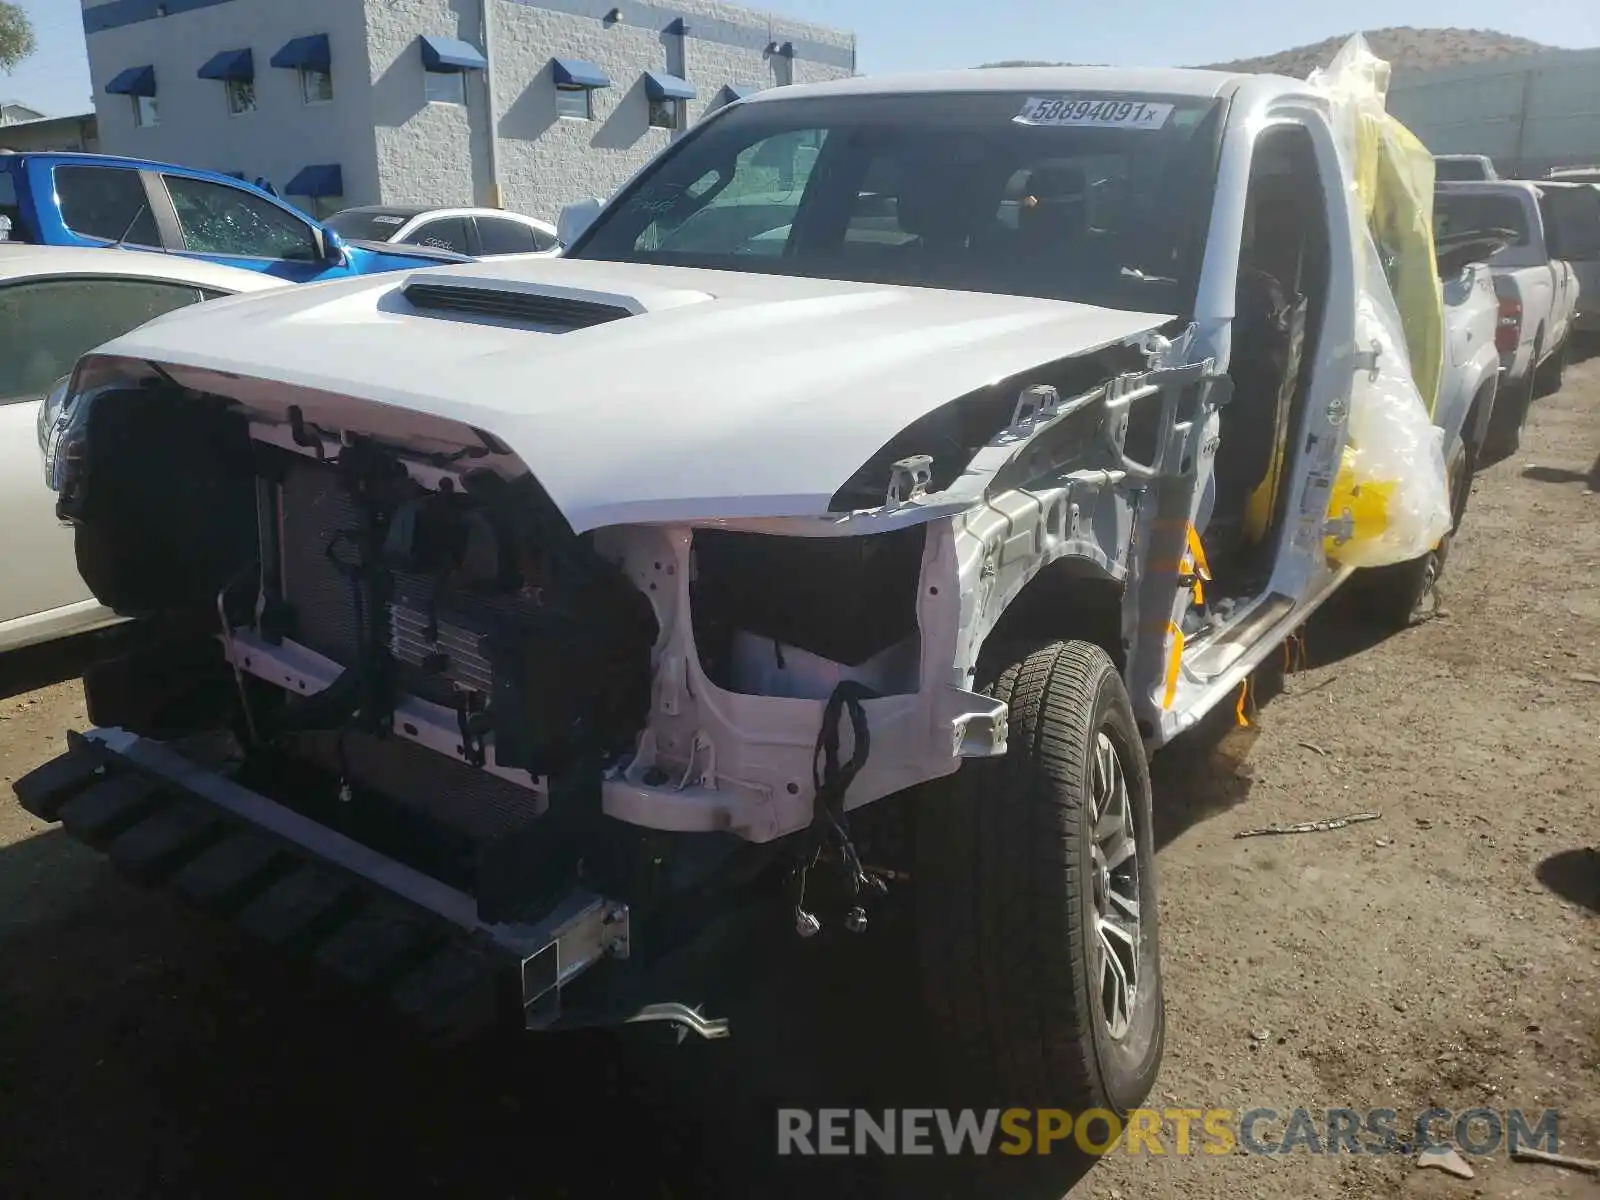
1014,97,1174,129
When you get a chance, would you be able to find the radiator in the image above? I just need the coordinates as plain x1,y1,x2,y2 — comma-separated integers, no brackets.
272,458,544,841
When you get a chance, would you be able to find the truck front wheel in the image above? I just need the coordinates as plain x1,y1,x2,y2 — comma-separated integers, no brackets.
915,641,1164,1113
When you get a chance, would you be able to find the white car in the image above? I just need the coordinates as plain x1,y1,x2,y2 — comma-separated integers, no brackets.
323,206,562,258
0,244,286,653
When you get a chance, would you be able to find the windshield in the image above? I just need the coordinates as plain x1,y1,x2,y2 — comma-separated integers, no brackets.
324,209,411,241
570,91,1226,315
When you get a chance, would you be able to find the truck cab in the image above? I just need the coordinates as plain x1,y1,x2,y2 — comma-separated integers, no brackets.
0,153,460,281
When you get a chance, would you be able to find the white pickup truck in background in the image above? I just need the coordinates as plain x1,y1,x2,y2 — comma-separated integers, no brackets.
1435,180,1580,457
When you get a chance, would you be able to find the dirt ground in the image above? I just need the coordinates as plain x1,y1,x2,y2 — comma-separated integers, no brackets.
1,358,1596,1200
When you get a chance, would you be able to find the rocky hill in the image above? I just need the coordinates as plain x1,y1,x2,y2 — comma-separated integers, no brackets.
980,27,1558,78
1202,26,1554,76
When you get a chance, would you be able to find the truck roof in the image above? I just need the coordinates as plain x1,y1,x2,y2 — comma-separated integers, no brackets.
747,66,1272,104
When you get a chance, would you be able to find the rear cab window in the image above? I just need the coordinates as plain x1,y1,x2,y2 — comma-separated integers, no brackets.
161,174,320,261
1434,191,1530,264
53,165,161,247
1535,186,1600,261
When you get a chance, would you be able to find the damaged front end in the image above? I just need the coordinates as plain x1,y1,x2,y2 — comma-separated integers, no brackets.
32,324,1208,1039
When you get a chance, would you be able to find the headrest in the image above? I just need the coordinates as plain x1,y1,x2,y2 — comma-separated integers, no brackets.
1023,164,1086,202
896,161,990,244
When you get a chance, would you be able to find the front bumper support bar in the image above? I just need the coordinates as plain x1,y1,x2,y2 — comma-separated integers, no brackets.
13,727,632,1043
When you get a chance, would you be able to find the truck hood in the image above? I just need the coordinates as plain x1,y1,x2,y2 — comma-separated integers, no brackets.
96,258,1174,531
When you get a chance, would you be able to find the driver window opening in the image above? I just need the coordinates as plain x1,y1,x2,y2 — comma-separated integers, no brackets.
1199,123,1332,606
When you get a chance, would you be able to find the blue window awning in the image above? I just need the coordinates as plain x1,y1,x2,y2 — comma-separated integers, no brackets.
552,58,610,89
198,48,254,82
270,34,331,72
284,163,343,197
644,71,695,101
105,65,156,97
419,35,486,72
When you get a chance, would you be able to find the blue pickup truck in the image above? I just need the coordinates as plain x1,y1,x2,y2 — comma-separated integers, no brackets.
0,152,460,281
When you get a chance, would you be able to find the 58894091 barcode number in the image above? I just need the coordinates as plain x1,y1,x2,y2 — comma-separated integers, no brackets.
1014,97,1174,129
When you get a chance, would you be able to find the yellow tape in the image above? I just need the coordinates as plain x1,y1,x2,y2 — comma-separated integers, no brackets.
1235,676,1255,728
1163,623,1184,709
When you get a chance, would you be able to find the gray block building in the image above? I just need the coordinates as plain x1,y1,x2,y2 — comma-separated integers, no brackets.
80,0,855,221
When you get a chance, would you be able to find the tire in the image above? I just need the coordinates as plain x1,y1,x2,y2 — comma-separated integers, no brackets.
1482,355,1537,461
1346,437,1472,631
1535,335,1569,398
915,641,1164,1113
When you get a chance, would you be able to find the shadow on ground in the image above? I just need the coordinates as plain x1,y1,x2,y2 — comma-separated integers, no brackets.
1523,457,1600,491
0,623,139,702
1536,847,1600,914
0,826,1099,1200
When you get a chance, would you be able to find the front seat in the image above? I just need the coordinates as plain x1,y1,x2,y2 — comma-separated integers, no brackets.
892,158,995,280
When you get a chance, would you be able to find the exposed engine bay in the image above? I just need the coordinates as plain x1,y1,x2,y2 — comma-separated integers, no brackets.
49,316,1200,1001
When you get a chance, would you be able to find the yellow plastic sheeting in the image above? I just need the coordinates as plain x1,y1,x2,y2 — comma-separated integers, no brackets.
1366,114,1445,416
1308,35,1453,567
1316,35,1444,415
1322,444,1399,558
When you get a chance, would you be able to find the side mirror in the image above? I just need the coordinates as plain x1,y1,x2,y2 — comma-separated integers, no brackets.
311,225,348,266
557,198,603,248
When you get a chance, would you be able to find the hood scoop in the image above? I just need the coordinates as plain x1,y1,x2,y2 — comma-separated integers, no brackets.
403,281,634,330
399,269,715,332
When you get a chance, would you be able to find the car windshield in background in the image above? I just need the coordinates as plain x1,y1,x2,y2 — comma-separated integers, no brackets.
324,209,414,241
1434,192,1529,248
569,91,1227,315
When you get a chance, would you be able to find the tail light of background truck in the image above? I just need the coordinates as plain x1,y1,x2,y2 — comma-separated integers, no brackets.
1496,296,1523,356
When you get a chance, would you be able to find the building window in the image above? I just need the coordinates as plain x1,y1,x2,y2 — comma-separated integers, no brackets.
311,194,344,221
555,84,592,120
425,70,466,105
226,78,256,115
300,67,333,104
132,95,158,127
648,97,683,131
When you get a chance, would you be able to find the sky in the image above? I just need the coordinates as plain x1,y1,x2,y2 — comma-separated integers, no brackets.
4,0,1600,117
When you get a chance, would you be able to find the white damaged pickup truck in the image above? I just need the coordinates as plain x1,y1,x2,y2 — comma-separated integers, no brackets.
18,49,1499,1114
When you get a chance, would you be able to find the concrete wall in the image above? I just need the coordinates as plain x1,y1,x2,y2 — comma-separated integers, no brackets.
81,0,382,203
1390,48,1600,178
367,0,489,209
